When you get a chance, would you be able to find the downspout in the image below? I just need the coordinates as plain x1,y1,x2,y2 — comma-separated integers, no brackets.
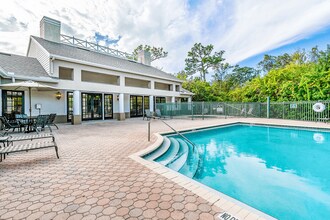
50,56,55,75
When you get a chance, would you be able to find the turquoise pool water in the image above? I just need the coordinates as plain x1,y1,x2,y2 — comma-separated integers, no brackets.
175,124,330,220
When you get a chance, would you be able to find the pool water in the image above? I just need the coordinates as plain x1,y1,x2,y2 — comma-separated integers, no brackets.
178,124,330,220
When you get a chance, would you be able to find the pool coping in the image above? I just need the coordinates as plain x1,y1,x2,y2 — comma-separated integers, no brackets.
130,120,330,220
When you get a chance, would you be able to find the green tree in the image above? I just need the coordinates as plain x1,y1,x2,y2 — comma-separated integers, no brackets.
184,43,225,81
132,45,168,62
176,70,189,81
224,65,259,90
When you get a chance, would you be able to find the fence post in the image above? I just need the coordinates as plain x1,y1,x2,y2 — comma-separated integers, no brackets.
148,121,151,141
267,97,270,118
202,101,204,120
191,102,194,120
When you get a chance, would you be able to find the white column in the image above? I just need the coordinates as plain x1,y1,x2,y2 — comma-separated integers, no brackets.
118,93,125,120
149,96,154,112
171,96,175,103
119,93,124,113
173,84,176,92
150,80,155,89
119,76,125,86
72,90,81,124
73,90,80,115
188,97,192,102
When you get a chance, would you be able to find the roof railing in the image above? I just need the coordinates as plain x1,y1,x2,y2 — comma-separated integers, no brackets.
60,34,135,61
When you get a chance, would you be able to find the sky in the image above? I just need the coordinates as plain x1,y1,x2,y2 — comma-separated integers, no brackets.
0,0,330,74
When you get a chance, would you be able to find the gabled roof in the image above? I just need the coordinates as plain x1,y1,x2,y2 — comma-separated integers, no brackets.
0,52,52,80
31,36,181,82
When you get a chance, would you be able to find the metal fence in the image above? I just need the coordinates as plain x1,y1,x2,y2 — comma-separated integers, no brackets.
155,100,330,122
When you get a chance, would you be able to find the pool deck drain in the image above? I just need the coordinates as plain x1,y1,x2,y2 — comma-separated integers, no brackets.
0,118,329,219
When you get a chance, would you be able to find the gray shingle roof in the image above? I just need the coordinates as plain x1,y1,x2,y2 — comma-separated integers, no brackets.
0,52,50,78
32,36,181,82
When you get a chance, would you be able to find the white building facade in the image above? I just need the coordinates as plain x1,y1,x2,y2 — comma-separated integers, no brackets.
0,16,192,124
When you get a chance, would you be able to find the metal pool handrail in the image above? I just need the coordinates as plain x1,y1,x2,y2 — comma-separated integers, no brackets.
160,120,198,153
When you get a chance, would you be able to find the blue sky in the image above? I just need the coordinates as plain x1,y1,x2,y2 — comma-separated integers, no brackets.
0,0,330,74
239,25,330,68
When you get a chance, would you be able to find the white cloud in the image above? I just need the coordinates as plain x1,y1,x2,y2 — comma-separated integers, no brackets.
0,0,330,74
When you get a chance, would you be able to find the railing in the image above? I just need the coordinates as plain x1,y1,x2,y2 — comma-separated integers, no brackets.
60,35,134,60
156,100,330,122
160,120,199,154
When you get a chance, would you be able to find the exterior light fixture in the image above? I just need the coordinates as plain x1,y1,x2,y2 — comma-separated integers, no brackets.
117,95,120,101
56,91,62,100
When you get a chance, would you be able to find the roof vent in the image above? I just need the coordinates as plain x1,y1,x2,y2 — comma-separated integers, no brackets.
40,16,61,43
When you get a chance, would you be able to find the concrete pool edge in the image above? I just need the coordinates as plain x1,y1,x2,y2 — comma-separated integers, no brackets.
131,121,279,220
130,119,330,220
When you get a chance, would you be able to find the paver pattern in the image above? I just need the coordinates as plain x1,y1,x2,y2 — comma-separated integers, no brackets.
0,118,232,220
1,118,329,220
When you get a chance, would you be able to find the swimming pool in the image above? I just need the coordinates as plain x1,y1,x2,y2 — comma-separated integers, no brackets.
144,124,330,220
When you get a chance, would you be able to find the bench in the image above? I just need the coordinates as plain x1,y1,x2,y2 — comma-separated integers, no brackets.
0,133,59,162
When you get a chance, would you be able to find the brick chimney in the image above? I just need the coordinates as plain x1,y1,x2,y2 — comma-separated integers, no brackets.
137,50,151,66
40,16,61,43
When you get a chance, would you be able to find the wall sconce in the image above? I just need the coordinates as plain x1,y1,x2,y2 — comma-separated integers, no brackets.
56,91,62,100
117,95,119,101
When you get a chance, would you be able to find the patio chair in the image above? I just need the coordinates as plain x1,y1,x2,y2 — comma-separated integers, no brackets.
32,115,49,133
155,109,168,119
15,114,29,131
45,114,58,132
0,116,21,132
144,109,156,120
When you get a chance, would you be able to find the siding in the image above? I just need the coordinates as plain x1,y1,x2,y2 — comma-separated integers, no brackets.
27,38,51,75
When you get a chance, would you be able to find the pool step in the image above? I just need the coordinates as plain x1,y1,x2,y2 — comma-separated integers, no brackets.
143,137,171,161
166,138,189,171
178,141,200,178
155,137,180,165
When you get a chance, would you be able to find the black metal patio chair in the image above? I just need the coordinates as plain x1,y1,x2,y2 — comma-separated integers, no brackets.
0,116,21,132
32,115,49,133
46,114,58,131
15,114,29,132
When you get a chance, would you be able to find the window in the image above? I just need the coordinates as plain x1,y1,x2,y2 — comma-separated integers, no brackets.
155,82,171,91
81,70,119,85
59,67,74,80
125,77,150,88
176,85,180,92
2,90,24,118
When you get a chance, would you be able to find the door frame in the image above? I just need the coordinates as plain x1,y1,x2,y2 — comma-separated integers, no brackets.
81,93,103,121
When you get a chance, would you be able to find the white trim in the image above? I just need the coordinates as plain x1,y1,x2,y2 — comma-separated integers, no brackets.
50,54,182,83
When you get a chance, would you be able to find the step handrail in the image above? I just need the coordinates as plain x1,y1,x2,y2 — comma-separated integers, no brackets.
160,120,198,153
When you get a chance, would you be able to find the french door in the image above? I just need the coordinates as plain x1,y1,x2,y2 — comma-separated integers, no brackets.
82,93,102,120
130,95,149,117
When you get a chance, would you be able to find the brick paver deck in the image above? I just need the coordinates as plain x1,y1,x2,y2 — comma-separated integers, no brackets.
1,118,329,220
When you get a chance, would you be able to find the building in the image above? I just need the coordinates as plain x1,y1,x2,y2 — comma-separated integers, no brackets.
0,16,193,124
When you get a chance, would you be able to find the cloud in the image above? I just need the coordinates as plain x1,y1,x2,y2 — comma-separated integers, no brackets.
0,0,329,73
0,16,28,32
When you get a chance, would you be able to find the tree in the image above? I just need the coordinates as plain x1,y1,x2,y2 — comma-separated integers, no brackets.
132,45,168,62
176,70,189,81
225,65,259,89
212,62,232,82
184,43,225,81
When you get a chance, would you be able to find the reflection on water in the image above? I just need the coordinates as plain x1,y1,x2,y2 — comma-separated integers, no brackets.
313,133,325,144
180,125,330,220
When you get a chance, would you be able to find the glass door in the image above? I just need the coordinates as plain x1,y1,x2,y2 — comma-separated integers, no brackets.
104,94,113,119
82,93,102,120
67,92,73,122
130,95,145,117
